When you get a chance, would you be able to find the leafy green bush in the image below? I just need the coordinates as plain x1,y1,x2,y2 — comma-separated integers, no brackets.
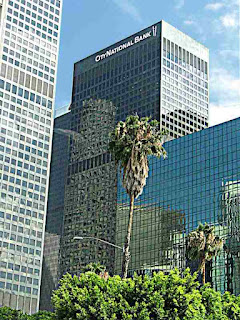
52,268,240,320
1,269,239,319
28,310,55,320
0,306,27,320
0,307,54,320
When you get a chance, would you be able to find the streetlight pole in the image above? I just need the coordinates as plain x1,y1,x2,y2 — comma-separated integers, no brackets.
73,236,124,252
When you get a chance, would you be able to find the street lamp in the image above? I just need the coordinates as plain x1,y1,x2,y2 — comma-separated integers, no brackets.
73,236,124,252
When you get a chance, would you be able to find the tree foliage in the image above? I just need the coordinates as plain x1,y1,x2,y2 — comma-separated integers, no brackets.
109,115,167,199
0,307,54,320
82,262,106,274
52,268,240,320
29,311,55,320
186,223,224,284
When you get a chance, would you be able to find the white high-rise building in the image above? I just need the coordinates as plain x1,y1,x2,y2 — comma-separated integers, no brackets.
161,21,209,138
0,0,62,314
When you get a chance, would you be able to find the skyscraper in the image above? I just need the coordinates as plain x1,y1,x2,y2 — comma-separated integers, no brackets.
0,0,62,314
59,20,209,279
40,106,71,311
60,99,117,276
72,20,209,139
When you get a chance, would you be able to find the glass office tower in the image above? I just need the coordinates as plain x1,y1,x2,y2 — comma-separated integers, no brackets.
59,20,209,282
61,99,117,276
115,117,240,295
0,0,62,313
72,20,209,139
39,108,71,311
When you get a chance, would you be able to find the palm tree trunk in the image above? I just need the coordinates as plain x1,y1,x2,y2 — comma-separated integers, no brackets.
122,194,135,279
202,257,206,285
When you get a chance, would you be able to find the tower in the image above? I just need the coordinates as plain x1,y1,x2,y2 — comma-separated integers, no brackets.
0,0,62,313
72,20,209,139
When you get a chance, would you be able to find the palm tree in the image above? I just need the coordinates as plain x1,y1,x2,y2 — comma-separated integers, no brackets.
109,115,167,278
186,223,224,285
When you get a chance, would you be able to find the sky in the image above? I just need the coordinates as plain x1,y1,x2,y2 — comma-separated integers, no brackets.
55,0,240,126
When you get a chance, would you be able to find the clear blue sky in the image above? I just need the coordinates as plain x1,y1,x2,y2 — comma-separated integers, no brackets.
55,0,239,125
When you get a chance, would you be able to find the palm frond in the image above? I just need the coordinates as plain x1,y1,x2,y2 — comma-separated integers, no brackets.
186,223,224,266
109,115,168,199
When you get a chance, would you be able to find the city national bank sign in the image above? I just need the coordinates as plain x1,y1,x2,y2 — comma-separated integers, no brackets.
95,26,158,62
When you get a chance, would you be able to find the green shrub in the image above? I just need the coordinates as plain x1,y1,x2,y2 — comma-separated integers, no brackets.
52,268,240,320
1,269,239,320
0,307,54,320
0,306,28,320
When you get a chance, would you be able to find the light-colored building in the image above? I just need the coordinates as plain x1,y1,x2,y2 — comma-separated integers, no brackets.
0,0,62,314
161,21,209,138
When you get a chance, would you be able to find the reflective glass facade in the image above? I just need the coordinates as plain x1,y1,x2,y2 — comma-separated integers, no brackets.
59,21,210,280
0,0,62,313
39,110,71,311
115,118,240,295
61,99,117,276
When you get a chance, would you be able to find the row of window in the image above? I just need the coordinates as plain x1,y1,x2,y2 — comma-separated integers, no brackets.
0,264,40,292
0,281,38,295
0,271,39,286
0,190,45,212
163,58,208,88
162,116,204,132
1,103,51,124
0,222,42,242
73,69,159,99
163,73,207,104
0,120,49,153
0,251,41,266
0,240,41,257
9,0,60,19
6,14,58,41
0,85,53,112
0,206,44,221
162,85,207,105
162,80,208,102
162,89,208,114
5,30,57,62
0,229,42,248
3,40,56,73
8,5,59,30
0,213,43,237
0,131,49,157
163,37,208,78
74,61,160,93
5,19,57,45
2,53,55,83
161,104,207,123
162,93,208,117
0,108,51,134
163,73,207,96
162,69,208,114
0,63,54,101
0,155,48,176
1,133,49,150
163,66,208,90
0,171,46,197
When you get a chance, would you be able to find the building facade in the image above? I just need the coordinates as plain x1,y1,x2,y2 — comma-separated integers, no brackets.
39,108,71,311
57,20,209,282
61,99,117,276
72,20,209,139
0,0,62,313
115,117,240,295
